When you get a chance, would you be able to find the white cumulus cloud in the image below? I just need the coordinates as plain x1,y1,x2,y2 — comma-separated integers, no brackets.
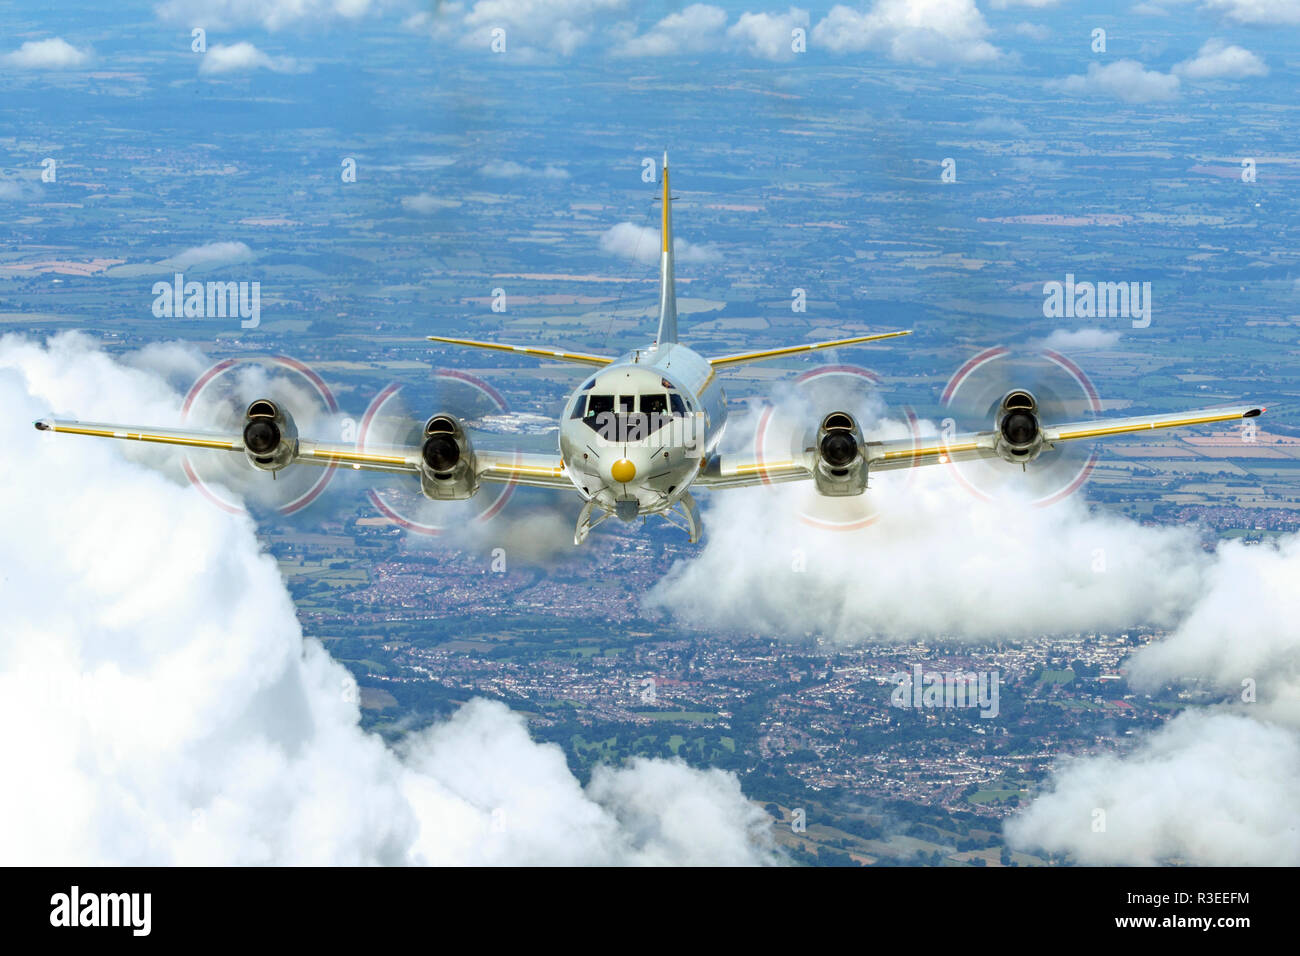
481,160,570,179
599,221,721,265
156,0,378,31
727,8,810,61
616,4,728,56
1174,38,1268,80
1037,328,1121,351
1,37,91,69
1201,0,1300,25
1008,533,1300,865
1049,59,1180,104
0,333,779,866
812,0,1003,66
199,41,306,75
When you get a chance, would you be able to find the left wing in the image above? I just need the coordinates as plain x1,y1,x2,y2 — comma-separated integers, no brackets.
867,404,1263,472
694,404,1264,488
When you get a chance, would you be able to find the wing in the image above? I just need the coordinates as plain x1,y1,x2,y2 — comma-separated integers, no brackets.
1044,405,1264,442
866,404,1265,472
476,449,572,489
34,417,574,488
694,451,813,489
707,330,911,369
427,335,613,368
35,418,424,474
693,404,1265,487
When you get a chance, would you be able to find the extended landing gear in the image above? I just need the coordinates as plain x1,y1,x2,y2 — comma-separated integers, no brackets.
574,493,703,545
574,499,611,545
657,491,702,544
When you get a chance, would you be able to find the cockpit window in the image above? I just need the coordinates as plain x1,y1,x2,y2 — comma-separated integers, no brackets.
640,394,668,415
585,394,614,420
581,390,692,440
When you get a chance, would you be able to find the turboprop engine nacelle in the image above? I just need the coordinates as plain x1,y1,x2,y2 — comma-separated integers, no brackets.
813,411,867,497
242,399,298,472
994,390,1045,464
419,413,479,500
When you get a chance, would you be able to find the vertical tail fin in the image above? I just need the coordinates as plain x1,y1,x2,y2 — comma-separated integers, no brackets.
656,151,678,346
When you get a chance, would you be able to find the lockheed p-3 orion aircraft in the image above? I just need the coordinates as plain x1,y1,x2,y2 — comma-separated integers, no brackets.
35,154,1264,544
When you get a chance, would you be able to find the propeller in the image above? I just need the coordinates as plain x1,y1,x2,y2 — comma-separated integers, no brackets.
356,369,532,535
180,356,344,516
940,346,1103,506
750,363,922,532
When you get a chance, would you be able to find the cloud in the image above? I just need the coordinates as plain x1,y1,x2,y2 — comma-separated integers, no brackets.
0,178,41,202
1174,38,1268,80
1006,710,1300,865
1037,328,1121,351
198,42,306,75
401,193,462,213
973,115,1029,136
812,0,1003,67
1008,534,1300,865
1049,60,1180,104
726,8,810,61
457,0,632,57
162,241,255,270
1010,21,1050,40
646,394,1206,642
616,4,728,56
480,160,570,179
155,0,378,31
0,333,779,865
599,221,721,265
1,37,91,69
1201,0,1300,25
1009,156,1064,177
643,382,1299,865
107,241,255,278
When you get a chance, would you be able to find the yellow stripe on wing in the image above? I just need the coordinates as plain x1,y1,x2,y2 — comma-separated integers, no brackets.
483,462,566,477
308,448,410,467
46,424,236,450
1054,410,1254,442
878,441,980,462
727,460,801,475
709,330,911,369
427,335,613,367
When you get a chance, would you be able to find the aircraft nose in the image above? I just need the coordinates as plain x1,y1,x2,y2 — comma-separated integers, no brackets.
611,458,636,484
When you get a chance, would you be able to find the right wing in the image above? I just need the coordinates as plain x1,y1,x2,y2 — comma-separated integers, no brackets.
34,418,573,487
427,335,614,368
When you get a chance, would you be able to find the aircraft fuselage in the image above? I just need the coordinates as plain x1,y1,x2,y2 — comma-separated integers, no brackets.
558,341,727,522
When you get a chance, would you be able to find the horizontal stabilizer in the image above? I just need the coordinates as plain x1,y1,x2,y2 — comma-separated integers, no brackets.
708,330,911,369
428,335,613,368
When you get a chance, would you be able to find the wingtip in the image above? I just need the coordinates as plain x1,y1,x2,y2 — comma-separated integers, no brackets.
1245,407,1264,418
34,419,50,431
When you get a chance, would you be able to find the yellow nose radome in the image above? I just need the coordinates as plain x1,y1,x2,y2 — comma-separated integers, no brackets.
611,458,636,484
